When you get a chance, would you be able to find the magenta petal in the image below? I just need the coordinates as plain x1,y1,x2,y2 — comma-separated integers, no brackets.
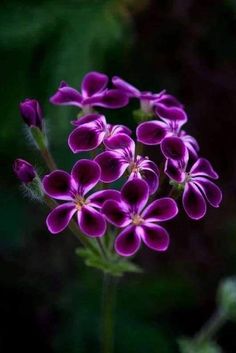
161,136,188,161
95,151,128,182
115,225,142,257
137,158,159,194
71,159,101,195
141,223,169,251
46,203,76,234
156,105,187,122
43,170,74,200
71,113,104,127
112,76,140,97
121,179,149,212
81,71,108,97
88,190,121,208
105,134,135,157
190,158,218,179
136,121,167,145
164,159,185,183
102,200,131,227
50,81,82,106
142,198,178,222
193,178,222,208
96,89,129,109
157,94,183,109
183,182,206,220
78,206,106,237
68,125,105,153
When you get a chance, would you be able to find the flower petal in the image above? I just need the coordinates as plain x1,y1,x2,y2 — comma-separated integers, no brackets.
88,190,121,208
95,151,128,182
164,159,185,183
68,125,105,153
102,200,131,227
141,223,169,251
78,206,106,237
71,159,101,195
136,158,159,194
161,136,188,161
50,81,82,106
95,89,129,108
142,198,178,222
121,179,149,212
71,113,104,127
114,225,142,257
46,203,76,234
81,71,108,97
156,93,183,109
136,121,167,145
190,158,219,179
43,170,74,200
105,134,135,158
193,178,222,208
183,182,206,220
155,105,187,122
112,76,140,97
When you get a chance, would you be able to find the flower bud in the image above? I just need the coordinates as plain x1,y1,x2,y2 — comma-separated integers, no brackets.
13,159,36,183
217,277,236,321
19,99,43,129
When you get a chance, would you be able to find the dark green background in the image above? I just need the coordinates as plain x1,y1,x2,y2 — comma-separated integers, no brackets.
1,0,236,352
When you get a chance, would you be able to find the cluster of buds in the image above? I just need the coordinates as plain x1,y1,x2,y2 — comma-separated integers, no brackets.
13,72,222,257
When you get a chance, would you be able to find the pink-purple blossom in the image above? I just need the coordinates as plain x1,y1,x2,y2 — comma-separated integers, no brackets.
43,159,120,236
102,178,178,256
13,159,36,183
165,158,222,219
19,99,43,130
50,72,129,112
68,113,131,153
95,134,159,194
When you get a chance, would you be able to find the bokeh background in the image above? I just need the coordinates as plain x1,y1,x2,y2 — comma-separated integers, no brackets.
1,0,236,352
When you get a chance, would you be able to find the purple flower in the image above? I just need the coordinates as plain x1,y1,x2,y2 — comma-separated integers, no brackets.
137,107,199,161
165,158,222,220
102,179,178,256
68,113,131,153
43,159,120,236
19,99,43,129
112,76,183,114
95,134,159,194
13,159,36,183
50,72,129,112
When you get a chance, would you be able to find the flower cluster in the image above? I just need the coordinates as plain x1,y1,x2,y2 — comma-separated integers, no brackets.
14,71,222,257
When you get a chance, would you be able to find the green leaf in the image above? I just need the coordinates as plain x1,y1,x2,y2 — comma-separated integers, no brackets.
76,247,142,277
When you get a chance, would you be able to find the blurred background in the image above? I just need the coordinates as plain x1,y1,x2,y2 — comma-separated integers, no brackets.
1,0,236,352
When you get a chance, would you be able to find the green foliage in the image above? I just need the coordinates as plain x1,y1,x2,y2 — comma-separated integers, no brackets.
76,247,142,277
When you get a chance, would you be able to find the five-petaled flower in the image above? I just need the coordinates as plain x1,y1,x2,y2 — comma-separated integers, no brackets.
68,113,131,153
50,71,129,113
165,158,222,220
137,104,199,161
95,134,159,194
43,159,120,236
112,76,183,114
102,178,178,256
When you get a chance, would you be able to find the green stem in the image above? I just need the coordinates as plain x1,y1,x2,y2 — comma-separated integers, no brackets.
101,274,117,353
97,238,108,260
41,148,57,171
194,308,227,344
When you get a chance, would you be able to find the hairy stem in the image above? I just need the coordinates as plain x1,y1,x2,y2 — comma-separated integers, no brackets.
101,274,117,353
194,308,227,344
41,148,57,171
